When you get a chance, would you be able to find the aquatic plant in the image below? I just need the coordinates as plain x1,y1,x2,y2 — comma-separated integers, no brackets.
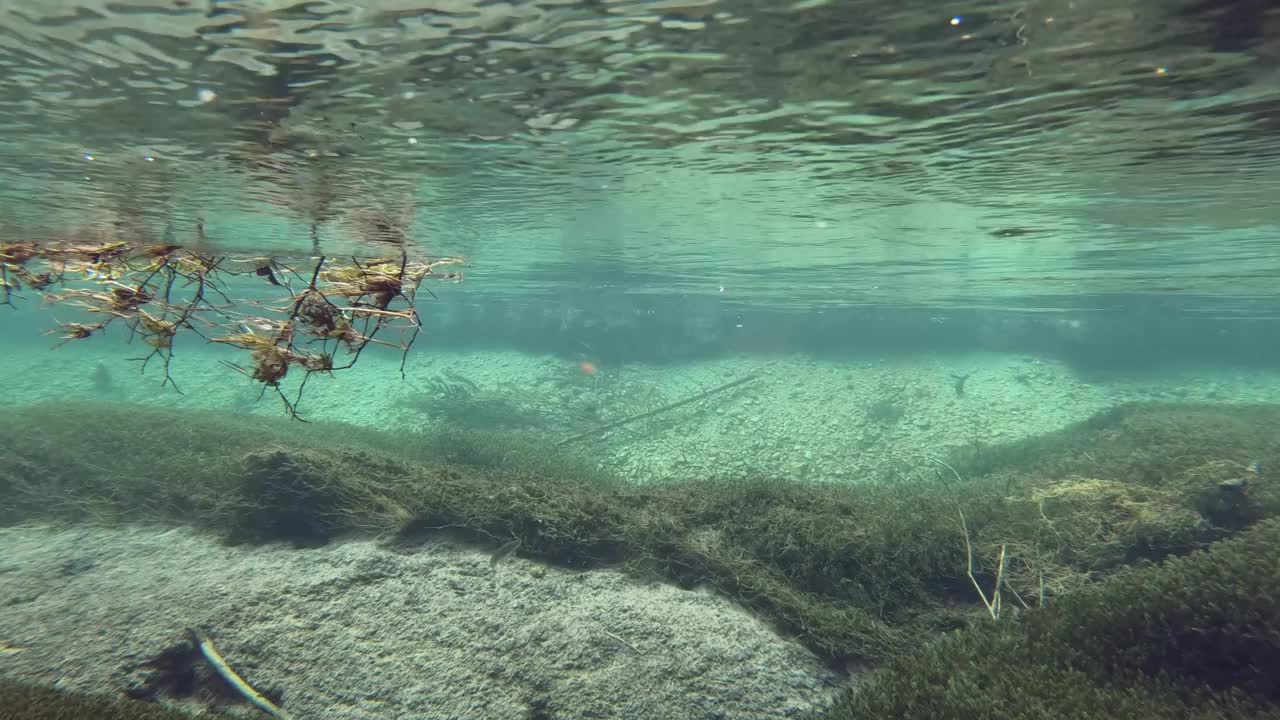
823,517,1280,719
983,475,1204,598
947,402,1280,492
3,400,1279,670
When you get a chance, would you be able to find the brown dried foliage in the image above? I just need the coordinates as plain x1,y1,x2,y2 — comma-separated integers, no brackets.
1,237,463,419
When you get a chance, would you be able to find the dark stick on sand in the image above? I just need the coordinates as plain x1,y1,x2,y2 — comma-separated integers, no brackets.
555,372,760,447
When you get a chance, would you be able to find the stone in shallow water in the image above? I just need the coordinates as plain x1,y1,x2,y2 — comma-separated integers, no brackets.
0,526,843,720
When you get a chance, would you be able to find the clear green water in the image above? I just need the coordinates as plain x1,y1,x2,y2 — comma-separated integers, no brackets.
2,3,1280,720
1,0,1277,305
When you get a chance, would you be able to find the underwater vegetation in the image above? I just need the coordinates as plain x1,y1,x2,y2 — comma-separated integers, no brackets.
0,677,232,719
1,400,1279,718
829,517,1280,719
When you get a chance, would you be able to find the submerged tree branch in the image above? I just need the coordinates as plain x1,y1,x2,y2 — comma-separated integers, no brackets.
555,372,760,447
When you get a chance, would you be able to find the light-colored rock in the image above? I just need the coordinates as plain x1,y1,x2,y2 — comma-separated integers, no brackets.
0,526,841,720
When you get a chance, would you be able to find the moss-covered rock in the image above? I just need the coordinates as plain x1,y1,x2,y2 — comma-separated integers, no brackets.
952,402,1280,501
4,400,1280,668
1036,518,1280,700
825,518,1280,719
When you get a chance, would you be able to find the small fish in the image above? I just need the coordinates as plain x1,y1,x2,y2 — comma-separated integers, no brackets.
253,264,277,284
991,227,1041,238
577,360,598,376
0,641,24,655
490,538,522,568
240,319,274,334
1248,462,1262,474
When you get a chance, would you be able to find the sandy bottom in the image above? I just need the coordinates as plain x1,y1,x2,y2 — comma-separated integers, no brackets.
6,338,1279,485
4,333,1278,719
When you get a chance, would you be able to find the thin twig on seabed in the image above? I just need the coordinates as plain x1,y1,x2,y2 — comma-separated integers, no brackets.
604,630,642,654
555,372,760,447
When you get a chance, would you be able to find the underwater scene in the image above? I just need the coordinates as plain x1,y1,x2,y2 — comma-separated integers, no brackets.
2,1,1280,719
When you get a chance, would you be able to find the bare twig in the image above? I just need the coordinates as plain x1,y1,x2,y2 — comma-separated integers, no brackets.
603,630,642,654
556,373,761,447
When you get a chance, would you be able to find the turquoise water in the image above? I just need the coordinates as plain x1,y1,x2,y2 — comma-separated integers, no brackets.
2,2,1280,719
